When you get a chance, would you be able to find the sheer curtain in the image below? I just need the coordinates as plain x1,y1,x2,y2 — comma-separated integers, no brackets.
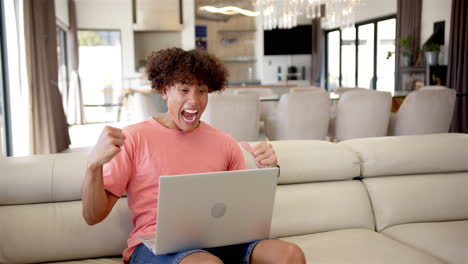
67,0,84,125
23,0,70,154
448,0,468,133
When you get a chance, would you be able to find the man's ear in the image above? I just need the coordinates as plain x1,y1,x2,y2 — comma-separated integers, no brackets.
161,87,168,100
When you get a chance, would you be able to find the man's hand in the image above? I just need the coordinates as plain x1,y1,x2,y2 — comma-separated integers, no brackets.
87,126,126,169
252,141,278,167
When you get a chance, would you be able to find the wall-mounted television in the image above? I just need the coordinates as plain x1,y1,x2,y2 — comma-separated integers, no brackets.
264,25,312,55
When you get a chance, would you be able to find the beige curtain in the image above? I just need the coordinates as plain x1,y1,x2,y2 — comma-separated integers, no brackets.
310,17,323,87
24,0,71,154
395,0,422,90
67,0,84,125
448,0,468,133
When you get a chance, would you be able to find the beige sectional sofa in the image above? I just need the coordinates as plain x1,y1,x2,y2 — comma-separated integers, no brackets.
1,133,467,264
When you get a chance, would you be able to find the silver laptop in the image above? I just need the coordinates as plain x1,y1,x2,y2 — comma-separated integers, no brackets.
139,167,279,255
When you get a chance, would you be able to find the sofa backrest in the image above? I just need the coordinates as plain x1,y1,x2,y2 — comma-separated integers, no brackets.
1,139,374,263
243,141,375,238
0,152,132,264
341,133,468,232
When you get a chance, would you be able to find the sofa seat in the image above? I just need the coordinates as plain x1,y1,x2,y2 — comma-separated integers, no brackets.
382,220,468,264
46,258,122,264
281,228,445,264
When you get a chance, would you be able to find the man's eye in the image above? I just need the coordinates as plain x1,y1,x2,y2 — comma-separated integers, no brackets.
199,90,207,94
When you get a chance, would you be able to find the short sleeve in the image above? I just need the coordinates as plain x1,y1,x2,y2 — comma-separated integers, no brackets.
102,130,134,197
227,138,246,171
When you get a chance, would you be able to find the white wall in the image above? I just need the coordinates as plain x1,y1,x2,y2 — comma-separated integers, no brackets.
421,0,452,64
134,32,182,69
55,0,69,28
354,0,396,24
75,0,135,77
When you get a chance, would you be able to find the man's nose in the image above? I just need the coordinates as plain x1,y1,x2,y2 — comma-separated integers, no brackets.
187,91,201,104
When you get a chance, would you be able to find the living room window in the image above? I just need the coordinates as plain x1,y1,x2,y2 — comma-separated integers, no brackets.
325,15,396,92
78,30,122,123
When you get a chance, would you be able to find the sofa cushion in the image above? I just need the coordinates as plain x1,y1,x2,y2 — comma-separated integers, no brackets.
0,152,88,205
363,173,468,231
244,140,360,184
271,180,374,237
382,220,468,264
0,199,131,264
341,133,468,177
281,228,445,264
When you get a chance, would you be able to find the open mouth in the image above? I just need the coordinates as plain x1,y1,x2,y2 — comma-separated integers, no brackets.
181,109,198,123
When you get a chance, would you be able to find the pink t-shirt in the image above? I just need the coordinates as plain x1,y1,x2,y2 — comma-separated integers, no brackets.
102,118,246,262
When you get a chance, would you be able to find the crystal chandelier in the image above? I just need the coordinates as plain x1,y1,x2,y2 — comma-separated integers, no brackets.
255,0,362,30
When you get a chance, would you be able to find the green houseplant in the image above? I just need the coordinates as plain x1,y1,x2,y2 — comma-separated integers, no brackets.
424,42,441,65
387,34,413,67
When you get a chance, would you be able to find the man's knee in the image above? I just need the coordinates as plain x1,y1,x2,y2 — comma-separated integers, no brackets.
278,243,306,264
179,251,223,264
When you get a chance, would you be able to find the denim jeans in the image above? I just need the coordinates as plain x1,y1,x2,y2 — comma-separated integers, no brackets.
129,239,266,264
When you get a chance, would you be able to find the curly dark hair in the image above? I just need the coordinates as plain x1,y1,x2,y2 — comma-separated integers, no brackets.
146,48,229,93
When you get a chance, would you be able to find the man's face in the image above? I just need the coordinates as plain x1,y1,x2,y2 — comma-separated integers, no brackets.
161,82,209,132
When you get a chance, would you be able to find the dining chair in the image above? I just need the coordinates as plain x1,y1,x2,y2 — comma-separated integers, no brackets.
387,86,456,136
233,88,276,122
201,93,260,141
333,86,369,94
265,91,331,140
290,85,325,93
132,92,167,121
329,90,392,141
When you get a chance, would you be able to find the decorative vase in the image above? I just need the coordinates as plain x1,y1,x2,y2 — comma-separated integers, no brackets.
401,55,411,67
425,51,439,66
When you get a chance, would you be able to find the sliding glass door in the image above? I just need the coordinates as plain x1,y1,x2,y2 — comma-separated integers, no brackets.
357,24,374,89
376,19,396,93
326,16,396,92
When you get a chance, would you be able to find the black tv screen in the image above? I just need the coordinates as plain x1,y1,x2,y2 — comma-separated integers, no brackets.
264,25,312,55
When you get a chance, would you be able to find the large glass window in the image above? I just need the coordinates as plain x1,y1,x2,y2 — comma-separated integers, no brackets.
326,16,396,92
341,27,356,87
376,19,396,93
78,30,122,123
327,30,340,91
357,23,374,88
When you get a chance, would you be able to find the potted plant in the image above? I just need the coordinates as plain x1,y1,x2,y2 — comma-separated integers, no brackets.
386,34,412,67
424,42,441,66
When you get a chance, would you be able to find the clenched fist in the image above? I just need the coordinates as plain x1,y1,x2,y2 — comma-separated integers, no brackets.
87,126,126,169
252,141,278,167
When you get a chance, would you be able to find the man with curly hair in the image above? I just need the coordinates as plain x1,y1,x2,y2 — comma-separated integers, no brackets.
82,48,306,264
